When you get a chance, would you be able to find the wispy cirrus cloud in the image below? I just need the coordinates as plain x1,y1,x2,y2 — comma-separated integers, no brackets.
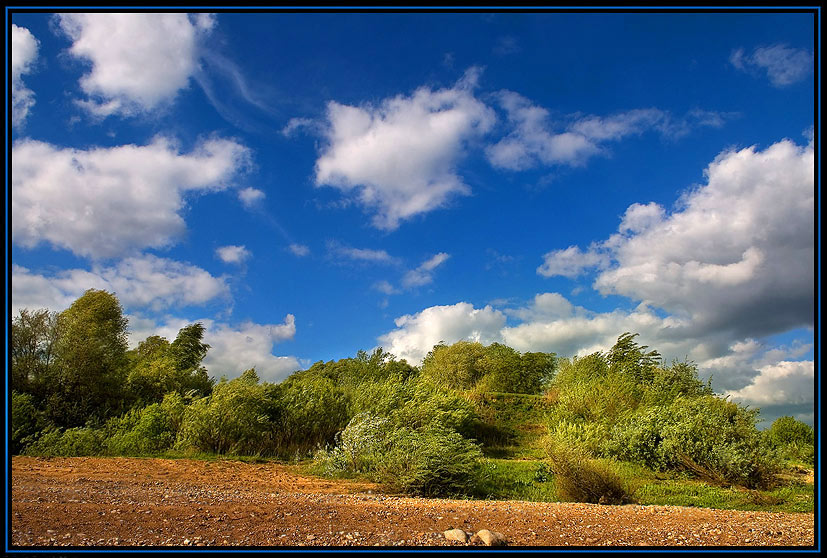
326,240,399,265
730,44,813,87
401,252,451,288
487,91,736,171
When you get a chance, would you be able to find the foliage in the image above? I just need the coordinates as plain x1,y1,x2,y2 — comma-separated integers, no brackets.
351,376,478,436
106,394,184,455
546,419,608,457
763,416,814,465
11,391,48,454
377,425,484,497
420,340,555,394
276,371,351,454
550,359,639,425
316,412,485,497
126,324,214,406
23,426,107,457
315,413,393,475
49,289,130,426
176,369,280,456
545,441,635,505
606,396,780,488
11,308,59,395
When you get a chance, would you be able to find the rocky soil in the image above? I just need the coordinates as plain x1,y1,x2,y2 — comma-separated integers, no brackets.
10,456,815,548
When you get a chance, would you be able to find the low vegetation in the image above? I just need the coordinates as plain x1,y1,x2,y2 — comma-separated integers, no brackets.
11,290,815,512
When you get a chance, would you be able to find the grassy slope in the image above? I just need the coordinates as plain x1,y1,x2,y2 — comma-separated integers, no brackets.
467,391,814,513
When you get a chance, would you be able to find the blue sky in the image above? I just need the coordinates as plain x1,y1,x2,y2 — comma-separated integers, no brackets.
9,10,817,425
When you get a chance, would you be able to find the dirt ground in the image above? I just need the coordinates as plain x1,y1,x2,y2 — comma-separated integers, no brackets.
10,456,815,548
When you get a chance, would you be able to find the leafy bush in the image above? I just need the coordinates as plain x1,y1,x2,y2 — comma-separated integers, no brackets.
315,414,484,497
545,441,635,505
607,396,779,488
176,369,280,456
376,426,484,497
106,398,181,455
550,355,638,425
316,413,392,475
546,419,608,457
276,372,351,455
605,406,674,470
23,426,107,456
11,391,48,454
420,341,555,394
763,416,814,465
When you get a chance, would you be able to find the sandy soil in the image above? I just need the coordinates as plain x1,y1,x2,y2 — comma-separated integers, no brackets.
10,456,815,548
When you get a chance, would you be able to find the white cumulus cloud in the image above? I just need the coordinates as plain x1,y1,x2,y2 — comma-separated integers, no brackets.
315,68,496,230
128,314,300,383
378,302,506,364
12,24,40,127
238,187,265,208
216,245,251,264
12,136,250,259
725,360,814,407
12,256,230,315
57,13,214,116
593,138,814,339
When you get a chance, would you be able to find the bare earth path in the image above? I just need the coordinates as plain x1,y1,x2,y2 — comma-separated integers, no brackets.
10,456,815,548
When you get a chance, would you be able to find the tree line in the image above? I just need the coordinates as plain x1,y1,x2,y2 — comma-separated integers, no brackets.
11,289,814,500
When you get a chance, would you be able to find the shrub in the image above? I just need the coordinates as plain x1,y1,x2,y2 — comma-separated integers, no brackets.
11,391,47,454
23,426,106,456
315,413,392,475
376,426,484,497
545,441,635,505
315,416,485,497
176,369,279,456
550,355,638,425
106,398,181,455
607,396,780,488
546,419,608,457
763,416,814,465
277,372,351,454
605,406,673,470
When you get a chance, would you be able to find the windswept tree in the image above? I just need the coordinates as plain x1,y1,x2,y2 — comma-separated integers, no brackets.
48,289,129,426
127,323,214,405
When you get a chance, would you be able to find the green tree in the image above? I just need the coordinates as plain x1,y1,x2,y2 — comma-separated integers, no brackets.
126,324,214,406
170,323,211,373
607,332,662,386
420,341,488,390
11,308,59,395
48,289,129,426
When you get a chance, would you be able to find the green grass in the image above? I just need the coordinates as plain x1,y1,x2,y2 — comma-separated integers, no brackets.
462,391,815,513
472,458,559,502
470,392,551,459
